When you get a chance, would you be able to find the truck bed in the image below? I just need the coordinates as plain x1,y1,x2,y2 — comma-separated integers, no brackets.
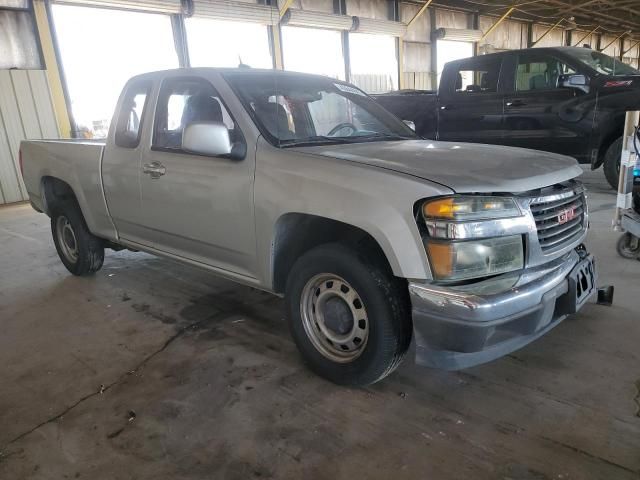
20,138,116,241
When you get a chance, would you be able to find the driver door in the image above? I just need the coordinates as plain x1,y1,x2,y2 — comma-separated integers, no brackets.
501,52,594,161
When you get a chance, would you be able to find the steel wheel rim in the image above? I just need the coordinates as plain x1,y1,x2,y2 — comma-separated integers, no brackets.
300,274,369,363
56,216,79,263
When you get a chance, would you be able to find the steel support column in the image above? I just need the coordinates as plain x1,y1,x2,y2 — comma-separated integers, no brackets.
32,0,73,138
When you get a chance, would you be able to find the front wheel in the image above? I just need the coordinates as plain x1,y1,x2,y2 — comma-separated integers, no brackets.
285,244,412,386
51,201,105,275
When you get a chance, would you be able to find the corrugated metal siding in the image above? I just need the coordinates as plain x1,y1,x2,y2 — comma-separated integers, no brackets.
572,30,598,49
532,24,565,48
0,69,59,205
478,17,527,51
401,2,430,43
351,73,395,93
435,9,469,30
600,34,621,58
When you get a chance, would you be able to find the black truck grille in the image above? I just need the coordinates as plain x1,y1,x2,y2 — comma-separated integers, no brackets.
530,190,586,252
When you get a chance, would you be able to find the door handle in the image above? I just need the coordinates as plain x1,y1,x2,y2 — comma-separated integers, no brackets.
440,104,454,111
506,100,526,107
143,161,166,179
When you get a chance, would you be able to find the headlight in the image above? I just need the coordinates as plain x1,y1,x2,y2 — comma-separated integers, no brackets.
425,235,524,281
421,196,525,281
423,196,521,221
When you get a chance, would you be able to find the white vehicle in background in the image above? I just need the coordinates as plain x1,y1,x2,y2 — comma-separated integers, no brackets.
20,68,596,385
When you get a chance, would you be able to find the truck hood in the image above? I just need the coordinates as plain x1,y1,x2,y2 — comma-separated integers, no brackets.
292,140,582,193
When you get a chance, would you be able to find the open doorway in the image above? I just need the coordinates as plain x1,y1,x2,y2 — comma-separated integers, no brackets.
436,39,473,87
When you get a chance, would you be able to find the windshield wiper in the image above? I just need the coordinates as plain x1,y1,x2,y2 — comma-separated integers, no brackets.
345,132,415,141
279,133,415,148
279,136,351,148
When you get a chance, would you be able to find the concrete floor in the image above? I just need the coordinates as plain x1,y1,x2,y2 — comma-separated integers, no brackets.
0,168,638,480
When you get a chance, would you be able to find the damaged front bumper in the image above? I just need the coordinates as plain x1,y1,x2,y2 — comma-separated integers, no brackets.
409,247,596,370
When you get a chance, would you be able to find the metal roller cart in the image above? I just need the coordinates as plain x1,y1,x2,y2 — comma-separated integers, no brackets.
614,111,640,259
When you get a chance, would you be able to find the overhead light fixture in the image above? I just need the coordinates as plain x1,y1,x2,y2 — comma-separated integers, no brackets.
281,8,355,31
432,28,483,42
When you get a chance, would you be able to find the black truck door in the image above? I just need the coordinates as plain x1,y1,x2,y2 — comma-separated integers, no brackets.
437,55,504,144
501,52,593,162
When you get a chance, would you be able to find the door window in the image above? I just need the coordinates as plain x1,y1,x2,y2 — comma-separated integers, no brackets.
452,57,501,94
515,55,576,91
114,80,151,148
153,77,237,152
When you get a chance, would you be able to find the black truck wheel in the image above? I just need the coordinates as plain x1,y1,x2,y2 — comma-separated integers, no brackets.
603,137,623,190
51,201,105,275
285,243,412,386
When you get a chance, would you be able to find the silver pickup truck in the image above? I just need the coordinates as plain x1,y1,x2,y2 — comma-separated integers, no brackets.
20,68,597,386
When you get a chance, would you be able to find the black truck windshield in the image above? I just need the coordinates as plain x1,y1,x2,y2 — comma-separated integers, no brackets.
224,72,417,147
565,49,639,76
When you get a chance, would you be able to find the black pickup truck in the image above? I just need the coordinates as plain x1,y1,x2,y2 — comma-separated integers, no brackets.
375,47,640,188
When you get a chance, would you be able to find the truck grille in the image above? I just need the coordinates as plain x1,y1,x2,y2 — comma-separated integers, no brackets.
530,189,586,252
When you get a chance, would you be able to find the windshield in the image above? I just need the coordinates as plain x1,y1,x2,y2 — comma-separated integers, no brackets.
565,49,639,76
224,72,417,147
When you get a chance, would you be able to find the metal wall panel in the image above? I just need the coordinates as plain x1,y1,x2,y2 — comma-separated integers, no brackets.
623,38,639,59
532,24,564,48
346,0,389,20
435,9,468,30
403,41,432,89
402,71,431,90
192,0,278,24
601,34,621,57
292,0,334,13
0,70,59,205
572,30,598,48
478,17,526,51
400,2,430,43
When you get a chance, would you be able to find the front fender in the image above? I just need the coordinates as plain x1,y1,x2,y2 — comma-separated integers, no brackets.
253,139,453,288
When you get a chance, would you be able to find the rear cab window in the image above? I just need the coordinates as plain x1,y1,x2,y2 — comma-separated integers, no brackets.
450,57,502,95
114,80,151,148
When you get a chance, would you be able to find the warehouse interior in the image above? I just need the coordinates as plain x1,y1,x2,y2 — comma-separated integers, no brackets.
1,1,640,478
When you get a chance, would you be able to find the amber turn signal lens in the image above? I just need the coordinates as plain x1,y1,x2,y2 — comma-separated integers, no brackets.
425,242,454,278
423,198,456,219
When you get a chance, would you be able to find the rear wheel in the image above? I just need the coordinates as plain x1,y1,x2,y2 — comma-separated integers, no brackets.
603,137,623,190
285,244,411,386
51,201,104,275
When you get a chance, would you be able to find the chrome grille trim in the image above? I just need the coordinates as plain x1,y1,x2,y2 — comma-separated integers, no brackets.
529,187,586,253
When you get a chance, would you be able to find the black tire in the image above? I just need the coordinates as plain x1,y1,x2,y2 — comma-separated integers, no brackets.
616,233,640,259
603,137,623,190
285,243,412,386
51,201,104,275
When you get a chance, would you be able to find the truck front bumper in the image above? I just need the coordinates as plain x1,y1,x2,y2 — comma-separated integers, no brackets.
409,248,596,370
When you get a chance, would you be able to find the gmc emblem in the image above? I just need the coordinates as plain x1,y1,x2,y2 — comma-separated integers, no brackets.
558,207,576,225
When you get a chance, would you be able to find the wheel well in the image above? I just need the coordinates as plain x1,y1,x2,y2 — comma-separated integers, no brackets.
596,122,624,168
272,213,393,294
41,176,78,215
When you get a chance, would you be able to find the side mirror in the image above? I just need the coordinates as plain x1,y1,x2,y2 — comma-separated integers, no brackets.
182,122,232,157
558,74,590,94
403,120,416,131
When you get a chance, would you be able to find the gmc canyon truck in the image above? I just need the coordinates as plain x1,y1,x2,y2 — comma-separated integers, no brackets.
21,69,596,386
375,47,640,189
